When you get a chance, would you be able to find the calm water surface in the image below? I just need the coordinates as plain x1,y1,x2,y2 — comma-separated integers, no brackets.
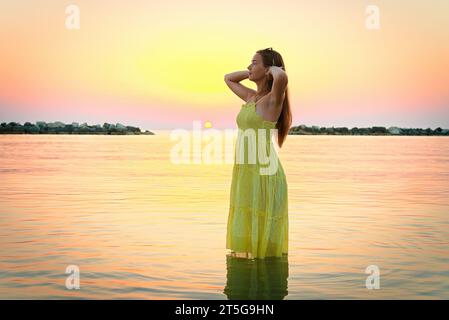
1,132,448,299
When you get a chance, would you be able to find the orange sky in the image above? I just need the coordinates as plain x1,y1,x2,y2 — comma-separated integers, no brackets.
0,0,448,130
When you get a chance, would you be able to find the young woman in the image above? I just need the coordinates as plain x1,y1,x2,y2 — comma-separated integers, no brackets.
224,47,292,259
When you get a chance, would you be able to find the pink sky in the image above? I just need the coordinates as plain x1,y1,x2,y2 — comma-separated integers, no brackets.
0,0,448,130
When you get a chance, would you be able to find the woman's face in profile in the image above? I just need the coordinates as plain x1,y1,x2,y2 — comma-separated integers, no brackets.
247,53,267,82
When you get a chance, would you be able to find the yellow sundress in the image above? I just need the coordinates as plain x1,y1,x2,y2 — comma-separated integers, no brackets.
226,101,289,259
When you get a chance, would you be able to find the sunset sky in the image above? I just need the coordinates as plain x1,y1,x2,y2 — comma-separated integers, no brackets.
0,0,448,130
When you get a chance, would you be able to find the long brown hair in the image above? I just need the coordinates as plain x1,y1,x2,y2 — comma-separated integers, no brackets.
256,47,292,148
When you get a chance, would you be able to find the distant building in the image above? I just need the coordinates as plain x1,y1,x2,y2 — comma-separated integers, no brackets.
47,121,65,128
388,126,402,135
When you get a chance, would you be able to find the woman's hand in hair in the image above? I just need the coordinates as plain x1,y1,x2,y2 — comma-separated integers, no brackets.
266,66,286,80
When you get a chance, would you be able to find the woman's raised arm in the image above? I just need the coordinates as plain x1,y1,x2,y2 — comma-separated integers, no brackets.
224,70,256,102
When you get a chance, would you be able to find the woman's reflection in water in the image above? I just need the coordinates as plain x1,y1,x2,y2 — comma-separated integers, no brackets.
223,253,289,300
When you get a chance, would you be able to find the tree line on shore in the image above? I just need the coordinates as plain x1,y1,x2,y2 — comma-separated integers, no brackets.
288,125,449,136
0,121,154,135
1,121,448,136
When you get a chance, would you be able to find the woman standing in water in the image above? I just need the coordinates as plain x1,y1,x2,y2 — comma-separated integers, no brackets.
224,47,292,259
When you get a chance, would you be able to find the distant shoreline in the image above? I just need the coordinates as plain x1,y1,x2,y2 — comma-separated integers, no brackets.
0,121,154,135
1,121,448,136
288,125,449,136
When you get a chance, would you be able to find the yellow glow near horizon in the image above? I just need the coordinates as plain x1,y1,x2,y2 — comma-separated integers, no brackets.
0,0,448,129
